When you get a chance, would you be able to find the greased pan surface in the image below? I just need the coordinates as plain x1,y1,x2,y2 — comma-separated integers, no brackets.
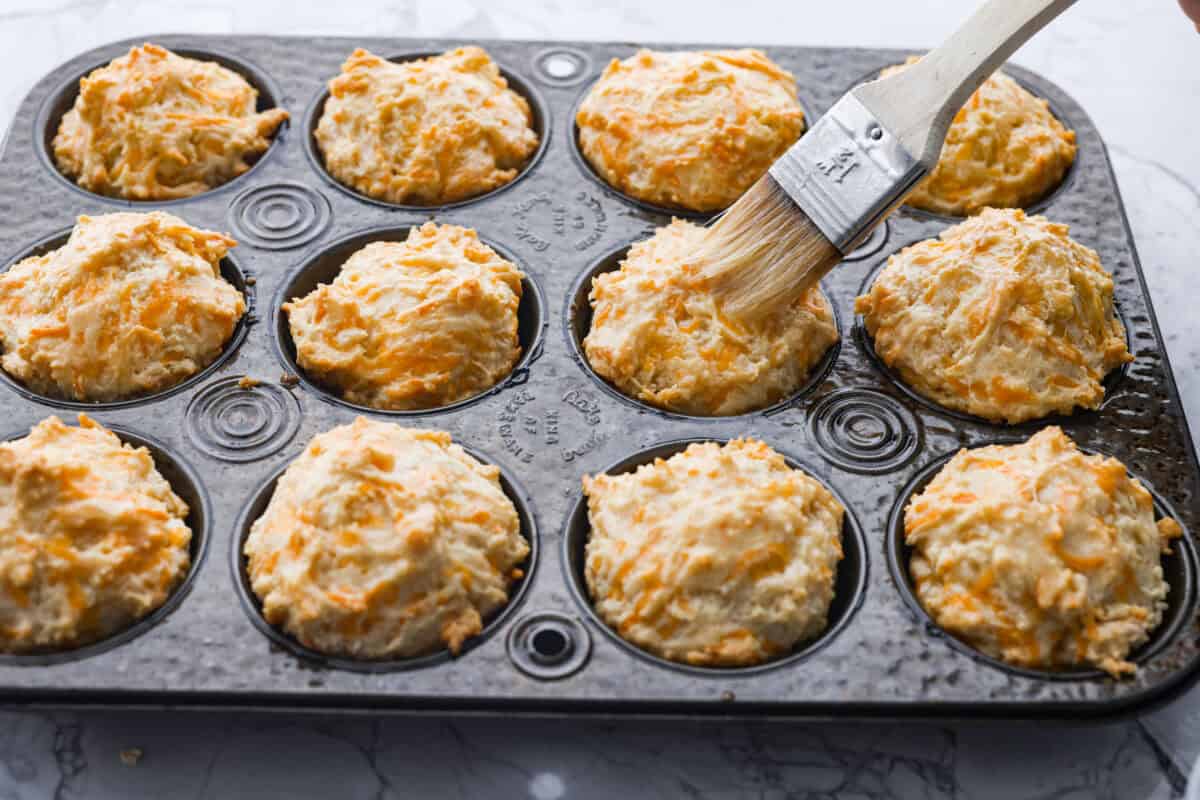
0,35,1196,719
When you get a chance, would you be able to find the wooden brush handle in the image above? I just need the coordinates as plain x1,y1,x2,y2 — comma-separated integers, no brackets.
855,0,1077,168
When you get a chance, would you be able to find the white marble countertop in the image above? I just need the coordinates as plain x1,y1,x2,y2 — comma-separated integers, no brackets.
0,1,1198,797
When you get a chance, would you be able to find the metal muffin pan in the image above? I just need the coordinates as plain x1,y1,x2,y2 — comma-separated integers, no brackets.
0,35,1196,719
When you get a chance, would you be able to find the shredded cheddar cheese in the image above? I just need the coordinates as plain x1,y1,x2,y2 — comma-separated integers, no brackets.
0,415,191,653
314,47,538,205
855,208,1130,424
52,44,288,200
905,427,1179,677
244,417,528,660
583,439,844,668
576,49,805,212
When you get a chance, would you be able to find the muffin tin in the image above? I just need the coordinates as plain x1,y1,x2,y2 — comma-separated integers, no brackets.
0,35,1196,718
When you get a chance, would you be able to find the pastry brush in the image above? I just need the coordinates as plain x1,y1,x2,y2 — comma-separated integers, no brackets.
698,0,1077,319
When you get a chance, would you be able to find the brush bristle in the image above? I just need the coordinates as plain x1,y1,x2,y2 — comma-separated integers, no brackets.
695,177,842,320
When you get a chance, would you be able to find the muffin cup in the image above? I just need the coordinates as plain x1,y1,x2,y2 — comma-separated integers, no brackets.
272,225,547,417
564,241,841,421
567,69,818,220
885,441,1198,681
0,423,210,665
853,237,1132,428
0,226,253,410
34,46,288,207
561,437,867,676
839,60,1082,224
232,444,539,673
301,51,551,212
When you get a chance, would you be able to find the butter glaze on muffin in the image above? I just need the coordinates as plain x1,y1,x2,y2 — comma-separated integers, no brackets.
0,415,192,653
0,212,246,402
52,44,288,200
284,222,523,411
880,57,1076,216
576,49,805,212
314,47,539,205
583,219,837,416
905,427,1180,677
855,208,1130,424
244,417,529,660
583,439,844,667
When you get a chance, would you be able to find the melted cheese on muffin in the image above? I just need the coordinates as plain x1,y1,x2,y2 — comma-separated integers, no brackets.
52,43,288,200
244,417,529,659
576,49,805,212
855,208,1130,424
0,212,246,402
906,427,1180,677
0,415,191,653
880,57,1076,216
584,439,844,667
284,222,523,411
583,219,837,416
314,47,539,205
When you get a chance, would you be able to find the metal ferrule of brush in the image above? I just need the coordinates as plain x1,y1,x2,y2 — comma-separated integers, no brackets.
769,94,929,254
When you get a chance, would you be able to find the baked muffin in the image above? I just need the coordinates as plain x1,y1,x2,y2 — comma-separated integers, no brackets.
576,49,805,212
52,43,288,200
905,427,1180,677
855,208,1130,424
244,417,529,659
583,219,837,416
0,212,246,402
284,222,523,411
0,415,192,653
880,57,1076,215
314,47,539,205
583,439,844,667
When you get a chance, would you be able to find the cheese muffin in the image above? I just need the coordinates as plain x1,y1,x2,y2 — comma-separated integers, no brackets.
576,49,805,212
880,57,1076,216
0,212,246,403
244,417,529,659
906,427,1180,677
284,223,523,411
314,47,539,205
583,439,844,667
583,219,837,416
0,415,192,653
855,208,1130,424
52,43,288,201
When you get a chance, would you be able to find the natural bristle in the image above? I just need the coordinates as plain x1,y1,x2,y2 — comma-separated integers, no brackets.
694,177,842,320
